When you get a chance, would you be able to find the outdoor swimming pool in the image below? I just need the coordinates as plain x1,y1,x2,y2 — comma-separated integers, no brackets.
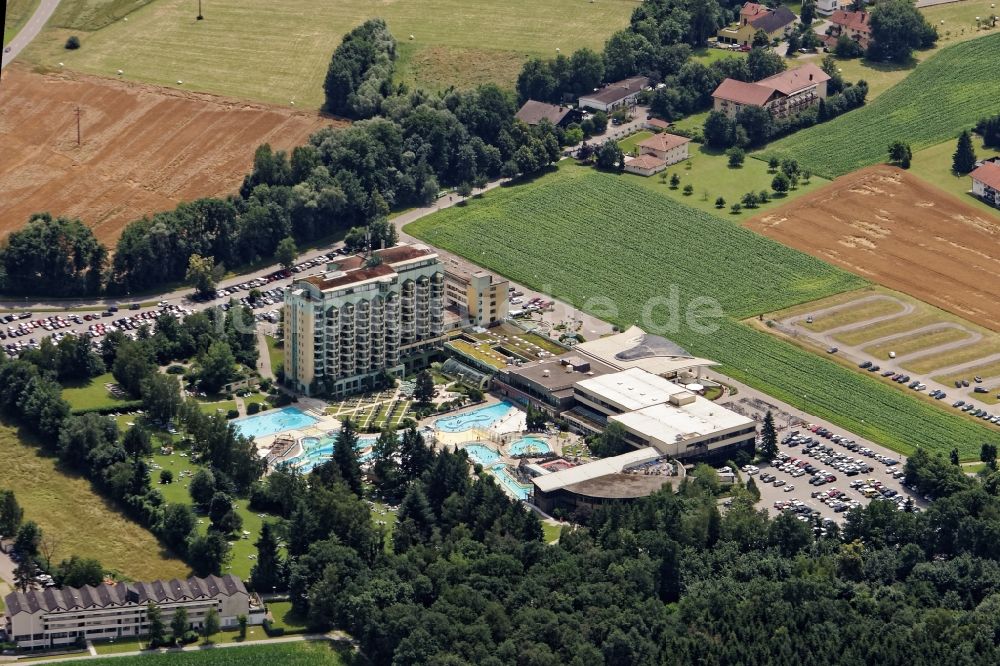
234,407,318,439
463,444,501,466
508,437,550,456
490,463,532,501
435,402,514,433
287,434,379,473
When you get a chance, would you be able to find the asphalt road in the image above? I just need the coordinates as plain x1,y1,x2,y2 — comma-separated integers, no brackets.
2,0,62,70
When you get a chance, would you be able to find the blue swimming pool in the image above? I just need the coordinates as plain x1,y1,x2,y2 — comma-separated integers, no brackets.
489,463,532,501
286,434,380,473
508,437,550,456
463,444,501,466
234,407,318,439
435,402,514,433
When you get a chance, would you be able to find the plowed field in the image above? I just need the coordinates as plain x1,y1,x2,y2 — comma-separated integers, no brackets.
746,166,1000,332
0,65,338,243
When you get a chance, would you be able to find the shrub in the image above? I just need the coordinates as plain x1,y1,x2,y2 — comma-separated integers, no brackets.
226,409,239,419
682,184,694,196
247,402,261,415
715,196,726,209
182,631,199,644
65,36,81,50
160,470,174,484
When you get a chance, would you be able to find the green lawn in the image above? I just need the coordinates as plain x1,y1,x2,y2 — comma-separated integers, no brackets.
23,0,635,107
626,144,830,218
0,424,188,580
265,335,284,376
542,522,562,543
62,372,136,411
406,162,999,457
908,135,1000,217
266,601,309,634
3,0,40,45
691,46,746,66
198,399,238,416
618,131,654,156
68,642,349,666
760,33,1000,178
151,451,277,580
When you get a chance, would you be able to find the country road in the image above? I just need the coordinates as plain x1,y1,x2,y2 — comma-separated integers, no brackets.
1,0,61,70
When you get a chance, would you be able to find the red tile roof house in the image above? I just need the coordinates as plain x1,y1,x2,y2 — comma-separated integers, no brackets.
637,133,692,166
970,161,1000,209
624,154,668,177
826,10,872,49
711,63,831,119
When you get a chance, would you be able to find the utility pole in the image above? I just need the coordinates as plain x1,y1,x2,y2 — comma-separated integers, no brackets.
75,106,82,146
197,0,203,20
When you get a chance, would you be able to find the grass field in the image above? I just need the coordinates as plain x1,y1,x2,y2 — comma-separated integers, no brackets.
266,601,309,634
908,135,1000,216
863,327,972,359
0,425,187,579
407,162,999,457
75,641,348,666
760,32,1000,178
62,372,135,411
625,144,831,218
802,298,905,332
905,340,1000,376
3,0,39,44
618,131,654,156
24,0,635,107
265,336,283,376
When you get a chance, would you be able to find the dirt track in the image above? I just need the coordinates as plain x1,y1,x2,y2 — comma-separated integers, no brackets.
746,165,1000,333
0,65,340,244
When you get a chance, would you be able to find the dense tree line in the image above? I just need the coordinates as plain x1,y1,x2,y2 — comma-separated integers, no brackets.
0,214,105,297
323,19,397,119
975,113,1000,149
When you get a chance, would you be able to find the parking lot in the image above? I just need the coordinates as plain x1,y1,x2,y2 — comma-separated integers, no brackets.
744,423,924,525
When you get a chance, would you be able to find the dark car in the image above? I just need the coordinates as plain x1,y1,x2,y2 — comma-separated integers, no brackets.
859,360,872,369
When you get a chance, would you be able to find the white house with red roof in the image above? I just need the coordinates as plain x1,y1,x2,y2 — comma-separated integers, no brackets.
711,63,830,119
970,160,1000,208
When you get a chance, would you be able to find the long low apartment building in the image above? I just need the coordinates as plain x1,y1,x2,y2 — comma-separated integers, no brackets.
284,244,446,396
3,575,260,649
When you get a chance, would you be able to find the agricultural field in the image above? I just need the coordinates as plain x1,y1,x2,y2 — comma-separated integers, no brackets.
20,0,635,107
760,33,1000,178
3,0,39,44
746,166,1000,333
406,162,998,457
0,424,188,580
80,641,349,666
0,65,333,245
621,142,831,218
763,287,1000,418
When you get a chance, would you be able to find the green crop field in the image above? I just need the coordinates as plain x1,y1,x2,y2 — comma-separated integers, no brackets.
760,33,1000,178
407,162,999,457
76,641,348,665
23,0,634,107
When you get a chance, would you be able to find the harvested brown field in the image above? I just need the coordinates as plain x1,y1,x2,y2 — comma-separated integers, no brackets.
0,65,340,244
746,165,1000,333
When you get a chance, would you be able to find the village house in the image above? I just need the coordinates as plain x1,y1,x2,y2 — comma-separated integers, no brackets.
514,100,574,127
717,2,797,47
970,160,1000,209
711,63,830,119
825,10,873,49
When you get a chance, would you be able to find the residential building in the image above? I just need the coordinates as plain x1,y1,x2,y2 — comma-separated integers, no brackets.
515,100,574,127
444,269,510,327
826,10,872,49
970,161,1000,208
637,132,691,165
624,154,668,177
3,575,259,650
717,2,797,46
816,0,853,17
283,243,445,396
578,76,650,112
644,117,672,132
712,63,830,119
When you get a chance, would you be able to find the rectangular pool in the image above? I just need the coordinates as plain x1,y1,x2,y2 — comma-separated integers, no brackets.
233,407,318,439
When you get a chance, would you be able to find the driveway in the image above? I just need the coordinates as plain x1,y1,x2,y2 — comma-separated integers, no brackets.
2,0,63,70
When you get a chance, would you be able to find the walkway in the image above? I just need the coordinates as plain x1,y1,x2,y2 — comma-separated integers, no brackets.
2,0,62,70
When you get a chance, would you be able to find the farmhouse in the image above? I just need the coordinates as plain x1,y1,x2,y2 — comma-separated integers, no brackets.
826,10,872,49
624,154,668,177
712,63,830,119
637,132,691,165
3,575,261,649
970,160,1000,208
578,76,650,112
717,2,797,47
515,100,574,127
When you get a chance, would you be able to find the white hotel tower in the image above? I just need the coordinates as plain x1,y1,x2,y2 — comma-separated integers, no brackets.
283,244,445,396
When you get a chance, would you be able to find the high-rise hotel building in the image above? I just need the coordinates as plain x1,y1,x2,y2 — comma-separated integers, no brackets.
283,244,445,396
